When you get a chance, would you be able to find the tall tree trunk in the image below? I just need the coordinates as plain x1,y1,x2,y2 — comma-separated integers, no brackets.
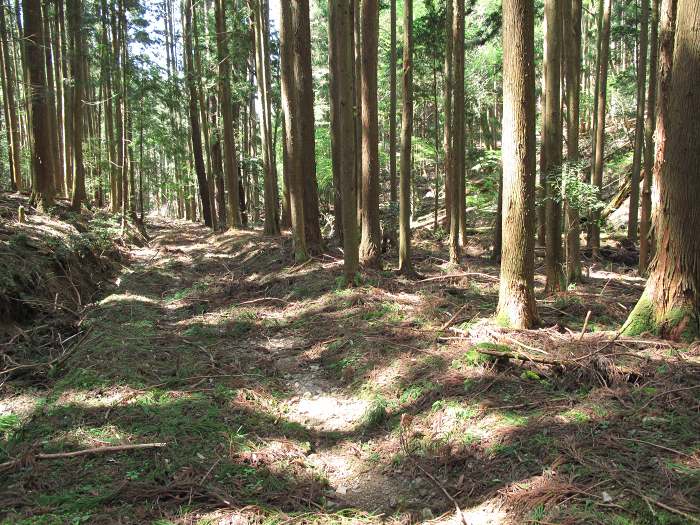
42,5,61,197
215,0,240,228
639,0,660,274
359,0,381,268
353,0,361,228
442,0,453,233
210,95,227,229
448,0,464,265
333,0,358,283
389,0,397,205
624,0,698,341
543,0,564,292
69,0,86,211
53,0,67,197
564,0,583,283
280,0,307,261
184,0,213,227
589,0,612,252
251,0,279,234
628,0,649,241
294,0,322,253
23,0,54,209
0,0,22,191
497,0,539,329
398,0,414,275
327,0,342,239
110,0,122,211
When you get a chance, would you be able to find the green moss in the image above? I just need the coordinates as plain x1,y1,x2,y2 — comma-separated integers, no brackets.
622,296,656,336
624,295,699,341
494,310,511,328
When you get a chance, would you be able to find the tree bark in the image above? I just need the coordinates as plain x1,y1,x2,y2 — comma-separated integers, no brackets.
497,0,539,328
442,0,453,233
215,0,240,228
327,0,342,239
0,0,22,191
68,0,86,211
333,0,358,283
251,0,279,234
624,0,698,341
628,0,649,241
398,0,414,275
564,0,583,283
639,0,660,274
23,0,54,209
389,0,397,205
184,0,213,228
280,0,307,261
294,0,322,253
359,0,381,268
449,0,464,265
543,0,564,292
589,0,612,253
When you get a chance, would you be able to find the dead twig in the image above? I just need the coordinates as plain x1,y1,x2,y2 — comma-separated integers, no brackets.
580,311,592,340
615,437,693,459
440,304,470,331
238,297,290,306
0,442,167,472
419,272,498,283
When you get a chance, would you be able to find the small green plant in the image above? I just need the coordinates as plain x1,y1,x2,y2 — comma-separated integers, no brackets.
520,370,541,381
0,413,20,438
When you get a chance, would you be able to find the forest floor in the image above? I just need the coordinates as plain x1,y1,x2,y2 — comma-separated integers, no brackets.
1,200,699,524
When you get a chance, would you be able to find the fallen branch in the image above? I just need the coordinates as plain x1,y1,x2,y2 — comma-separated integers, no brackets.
238,297,290,306
440,304,470,331
580,311,592,341
0,442,168,472
473,347,571,367
419,272,498,283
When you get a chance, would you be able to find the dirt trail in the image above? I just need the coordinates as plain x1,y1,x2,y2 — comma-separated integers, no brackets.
3,218,698,525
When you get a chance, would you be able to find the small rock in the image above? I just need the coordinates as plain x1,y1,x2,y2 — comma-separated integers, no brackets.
421,508,434,520
303,391,312,399
336,485,348,495
602,491,613,503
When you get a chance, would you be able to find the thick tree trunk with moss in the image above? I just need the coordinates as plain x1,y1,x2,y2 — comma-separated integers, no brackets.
398,0,414,275
497,0,539,329
359,0,381,268
624,0,699,341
